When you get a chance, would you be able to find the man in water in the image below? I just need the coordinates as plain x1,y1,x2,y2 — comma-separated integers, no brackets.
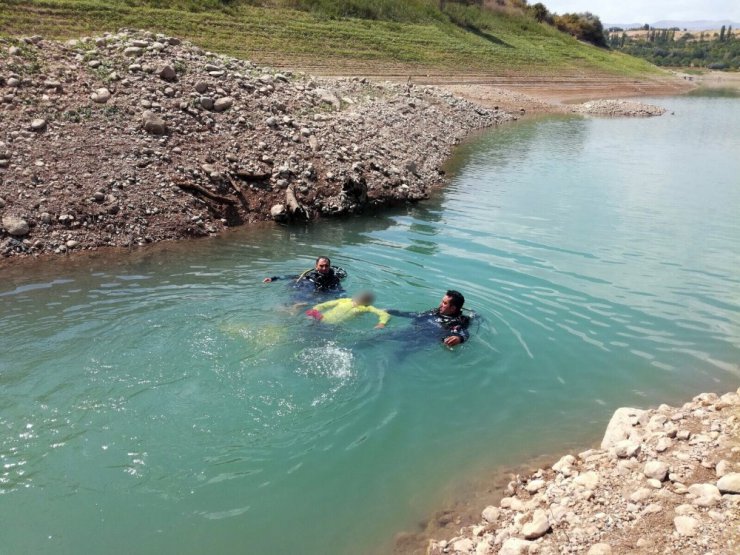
263,256,347,294
387,290,471,347
306,291,390,329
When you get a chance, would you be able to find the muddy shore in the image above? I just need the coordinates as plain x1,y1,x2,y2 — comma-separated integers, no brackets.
1,30,679,263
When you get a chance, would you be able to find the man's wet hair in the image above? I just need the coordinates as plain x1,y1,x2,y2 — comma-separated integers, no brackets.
315,256,331,266
446,290,465,311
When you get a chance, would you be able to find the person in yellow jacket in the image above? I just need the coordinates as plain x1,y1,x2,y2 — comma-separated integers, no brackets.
305,291,390,329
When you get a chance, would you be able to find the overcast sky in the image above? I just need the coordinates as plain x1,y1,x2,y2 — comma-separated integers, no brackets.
542,0,740,24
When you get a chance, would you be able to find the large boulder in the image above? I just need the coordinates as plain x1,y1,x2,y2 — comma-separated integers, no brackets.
601,407,646,449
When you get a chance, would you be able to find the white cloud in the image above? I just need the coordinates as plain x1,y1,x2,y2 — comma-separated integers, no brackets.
542,0,740,24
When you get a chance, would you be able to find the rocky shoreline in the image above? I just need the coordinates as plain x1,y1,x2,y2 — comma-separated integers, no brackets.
0,30,512,260
569,99,667,117
427,389,740,555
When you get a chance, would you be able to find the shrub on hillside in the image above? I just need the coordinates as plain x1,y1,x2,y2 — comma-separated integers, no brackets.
553,12,607,47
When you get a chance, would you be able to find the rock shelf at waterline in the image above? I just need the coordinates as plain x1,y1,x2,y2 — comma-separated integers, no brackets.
0,30,513,260
429,389,740,555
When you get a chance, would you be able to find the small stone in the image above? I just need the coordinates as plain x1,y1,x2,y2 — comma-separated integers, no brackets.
270,204,286,220
717,472,740,494
142,111,166,135
451,538,474,553
675,504,696,516
213,97,234,112
200,97,214,110
91,87,111,104
2,215,30,236
642,503,663,515
647,478,662,489
88,59,101,68
481,506,500,523
30,118,47,132
644,461,669,481
66,240,79,249
499,538,532,555
123,46,143,56
521,510,550,540
673,515,699,536
266,116,278,127
716,460,731,477
655,437,672,452
40,212,52,224
552,454,576,474
629,487,652,503
587,543,612,555
159,64,177,82
676,429,691,440
575,471,599,490
194,81,208,93
525,479,546,493
689,483,721,507
613,440,641,458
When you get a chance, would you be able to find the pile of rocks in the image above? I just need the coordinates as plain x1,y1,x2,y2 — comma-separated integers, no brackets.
570,99,667,117
428,389,740,555
0,30,511,259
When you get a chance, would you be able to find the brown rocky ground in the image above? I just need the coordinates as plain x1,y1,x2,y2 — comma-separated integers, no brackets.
0,29,512,261
421,390,740,555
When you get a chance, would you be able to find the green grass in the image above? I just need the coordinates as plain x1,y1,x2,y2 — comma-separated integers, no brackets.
0,0,662,78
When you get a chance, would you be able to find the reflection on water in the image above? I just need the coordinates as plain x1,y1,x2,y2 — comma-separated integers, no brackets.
1,96,739,555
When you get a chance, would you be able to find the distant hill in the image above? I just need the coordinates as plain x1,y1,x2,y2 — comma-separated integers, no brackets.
608,20,740,31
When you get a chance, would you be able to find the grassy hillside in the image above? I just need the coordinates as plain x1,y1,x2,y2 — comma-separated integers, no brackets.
0,0,661,77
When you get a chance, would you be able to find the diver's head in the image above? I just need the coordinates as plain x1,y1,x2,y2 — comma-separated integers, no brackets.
354,291,375,306
315,256,331,274
439,290,464,316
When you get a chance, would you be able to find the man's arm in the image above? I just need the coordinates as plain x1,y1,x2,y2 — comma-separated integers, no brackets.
385,309,420,318
443,317,471,347
262,274,299,283
363,306,391,328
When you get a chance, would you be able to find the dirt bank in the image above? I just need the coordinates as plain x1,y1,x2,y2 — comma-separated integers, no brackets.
0,30,512,261
414,390,740,555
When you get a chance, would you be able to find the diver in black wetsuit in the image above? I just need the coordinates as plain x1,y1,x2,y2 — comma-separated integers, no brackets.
387,290,471,348
263,256,347,297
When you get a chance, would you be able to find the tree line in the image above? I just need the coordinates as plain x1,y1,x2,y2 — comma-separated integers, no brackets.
606,25,739,70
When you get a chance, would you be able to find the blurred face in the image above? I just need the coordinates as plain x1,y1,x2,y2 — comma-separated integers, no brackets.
439,295,459,316
355,292,375,306
315,258,331,274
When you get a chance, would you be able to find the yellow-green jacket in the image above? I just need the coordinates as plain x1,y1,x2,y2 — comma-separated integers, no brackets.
311,298,390,326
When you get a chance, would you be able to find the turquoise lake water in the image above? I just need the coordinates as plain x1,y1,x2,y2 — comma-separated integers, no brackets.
1,96,739,554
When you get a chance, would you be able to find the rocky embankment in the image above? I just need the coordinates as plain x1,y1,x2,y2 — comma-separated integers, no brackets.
0,30,511,260
428,389,740,555
570,99,667,117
